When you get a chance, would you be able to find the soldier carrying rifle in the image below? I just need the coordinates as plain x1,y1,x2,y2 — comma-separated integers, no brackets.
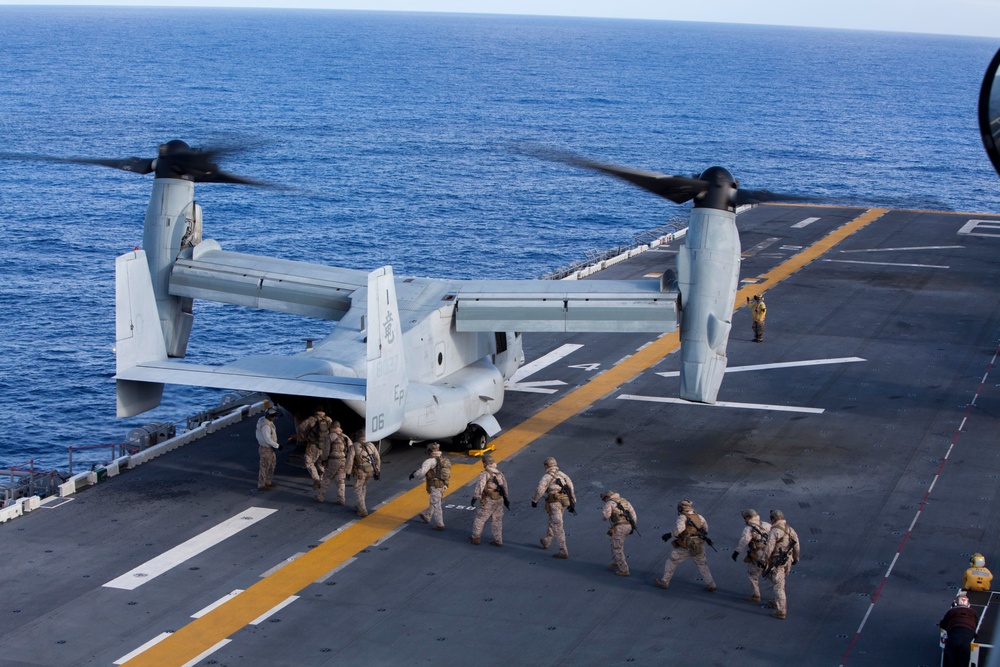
601,491,638,577
469,453,509,547
654,499,717,592
762,509,800,620
731,509,772,603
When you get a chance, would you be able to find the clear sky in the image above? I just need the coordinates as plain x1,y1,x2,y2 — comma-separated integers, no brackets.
1,0,999,39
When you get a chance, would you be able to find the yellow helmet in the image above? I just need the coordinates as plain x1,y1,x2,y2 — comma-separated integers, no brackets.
972,553,987,568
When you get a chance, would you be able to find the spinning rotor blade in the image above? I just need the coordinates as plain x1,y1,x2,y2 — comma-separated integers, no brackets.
0,139,273,187
557,154,708,205
525,147,706,204
0,153,155,174
735,188,819,206
531,147,820,209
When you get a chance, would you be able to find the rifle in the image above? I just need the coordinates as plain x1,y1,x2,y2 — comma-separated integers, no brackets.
616,500,640,537
555,475,576,514
493,475,510,509
697,528,717,552
763,537,798,578
368,444,381,481
685,515,715,551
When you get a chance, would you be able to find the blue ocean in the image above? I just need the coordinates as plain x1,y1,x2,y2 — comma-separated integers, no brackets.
0,7,997,472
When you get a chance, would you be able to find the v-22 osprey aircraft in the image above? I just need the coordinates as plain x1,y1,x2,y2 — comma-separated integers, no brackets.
5,142,805,448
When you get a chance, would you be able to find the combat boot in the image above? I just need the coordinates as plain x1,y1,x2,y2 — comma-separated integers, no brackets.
489,540,502,547
469,536,481,545
745,595,761,603
771,611,786,620
653,578,669,590
552,552,569,559
704,583,717,592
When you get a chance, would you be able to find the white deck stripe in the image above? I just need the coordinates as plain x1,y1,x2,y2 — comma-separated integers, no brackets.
250,596,300,625
791,217,820,228
115,632,173,664
180,639,231,667
656,357,865,378
103,507,277,590
822,259,949,269
838,245,962,253
192,590,243,619
507,344,583,384
618,394,824,414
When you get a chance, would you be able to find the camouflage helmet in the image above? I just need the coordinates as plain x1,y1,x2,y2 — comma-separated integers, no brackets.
543,456,557,468
677,499,693,514
770,509,785,522
741,508,758,520
481,453,495,465
427,442,441,454
601,491,617,502
754,294,762,300
331,420,341,429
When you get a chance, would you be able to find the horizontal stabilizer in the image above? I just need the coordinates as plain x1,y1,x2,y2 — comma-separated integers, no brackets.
115,355,365,401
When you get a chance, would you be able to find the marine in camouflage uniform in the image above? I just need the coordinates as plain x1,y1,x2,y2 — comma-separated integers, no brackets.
315,421,352,504
298,410,332,489
654,499,716,592
531,457,576,559
255,407,280,490
469,453,508,546
410,442,450,530
731,508,772,602
601,491,637,577
763,509,800,620
345,430,380,517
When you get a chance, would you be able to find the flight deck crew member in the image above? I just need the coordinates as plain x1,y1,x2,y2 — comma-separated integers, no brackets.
731,509,771,602
940,595,978,667
964,553,993,591
601,491,637,577
763,509,800,620
346,430,380,517
410,442,451,530
256,407,280,490
747,294,766,342
298,409,332,489
531,457,576,559
315,421,352,504
469,453,508,546
655,499,716,592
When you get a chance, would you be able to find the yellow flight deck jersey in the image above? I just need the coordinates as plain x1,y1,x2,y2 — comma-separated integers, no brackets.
964,566,993,591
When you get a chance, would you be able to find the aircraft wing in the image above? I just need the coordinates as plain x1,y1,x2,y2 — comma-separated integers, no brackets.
115,355,366,400
169,240,369,320
449,277,679,333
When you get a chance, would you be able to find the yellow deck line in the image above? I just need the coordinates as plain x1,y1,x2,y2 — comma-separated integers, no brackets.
126,208,888,666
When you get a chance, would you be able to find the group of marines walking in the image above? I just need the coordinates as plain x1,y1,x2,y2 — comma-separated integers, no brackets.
258,407,801,620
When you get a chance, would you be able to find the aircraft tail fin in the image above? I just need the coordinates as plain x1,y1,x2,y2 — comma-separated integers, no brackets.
115,250,167,417
365,266,408,441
